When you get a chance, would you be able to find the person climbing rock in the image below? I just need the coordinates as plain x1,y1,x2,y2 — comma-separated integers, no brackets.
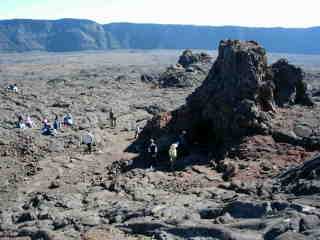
147,138,158,166
168,143,178,170
81,132,95,153
109,109,117,128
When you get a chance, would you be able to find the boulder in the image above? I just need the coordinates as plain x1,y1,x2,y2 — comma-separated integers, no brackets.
158,65,208,88
278,154,320,195
178,49,212,68
224,200,272,219
272,59,314,107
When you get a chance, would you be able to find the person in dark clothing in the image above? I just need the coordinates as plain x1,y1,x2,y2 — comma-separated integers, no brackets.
42,124,55,136
16,114,26,129
53,114,61,130
109,109,117,128
147,138,158,166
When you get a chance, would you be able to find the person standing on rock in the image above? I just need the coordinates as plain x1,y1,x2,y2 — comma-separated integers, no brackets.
109,109,117,128
147,138,158,166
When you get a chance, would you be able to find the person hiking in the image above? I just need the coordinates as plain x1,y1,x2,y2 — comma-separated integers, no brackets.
12,84,18,93
168,143,178,170
16,114,26,129
109,109,117,128
80,132,95,153
25,115,34,128
147,138,158,166
8,84,18,93
63,113,73,127
53,114,61,130
41,124,55,136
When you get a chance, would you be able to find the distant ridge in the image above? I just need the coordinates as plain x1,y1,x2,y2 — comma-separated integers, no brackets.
0,19,319,54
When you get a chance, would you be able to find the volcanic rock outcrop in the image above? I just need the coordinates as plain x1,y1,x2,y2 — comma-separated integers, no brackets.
279,154,320,195
142,40,314,150
271,58,314,107
142,50,212,88
177,49,212,68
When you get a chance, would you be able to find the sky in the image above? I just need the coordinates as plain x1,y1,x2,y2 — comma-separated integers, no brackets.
0,0,319,28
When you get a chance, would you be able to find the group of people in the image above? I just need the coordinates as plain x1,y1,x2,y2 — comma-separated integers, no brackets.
146,130,189,170
42,113,74,136
7,84,18,93
11,86,187,161
16,113,74,136
16,114,34,129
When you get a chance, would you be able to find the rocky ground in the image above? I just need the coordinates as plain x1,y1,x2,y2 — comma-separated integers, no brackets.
1,49,320,240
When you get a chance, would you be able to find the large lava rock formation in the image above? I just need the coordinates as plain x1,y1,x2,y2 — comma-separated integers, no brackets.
142,40,314,149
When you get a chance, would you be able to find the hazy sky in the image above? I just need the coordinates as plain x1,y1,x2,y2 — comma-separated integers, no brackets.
0,0,319,28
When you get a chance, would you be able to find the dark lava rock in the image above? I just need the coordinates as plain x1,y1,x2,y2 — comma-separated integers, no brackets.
12,211,36,224
140,73,160,85
264,218,301,240
178,49,212,68
272,59,314,107
185,40,274,141
147,50,212,88
224,200,271,219
142,40,315,154
158,64,208,88
278,154,320,195
48,180,60,189
143,40,272,145
300,215,320,231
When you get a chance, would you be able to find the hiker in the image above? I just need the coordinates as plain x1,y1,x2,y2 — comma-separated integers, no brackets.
53,114,61,130
109,109,117,128
25,115,34,128
16,114,26,129
135,125,142,139
41,124,56,136
147,138,158,166
81,132,95,153
7,84,18,93
12,84,18,93
63,113,73,127
168,143,178,170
